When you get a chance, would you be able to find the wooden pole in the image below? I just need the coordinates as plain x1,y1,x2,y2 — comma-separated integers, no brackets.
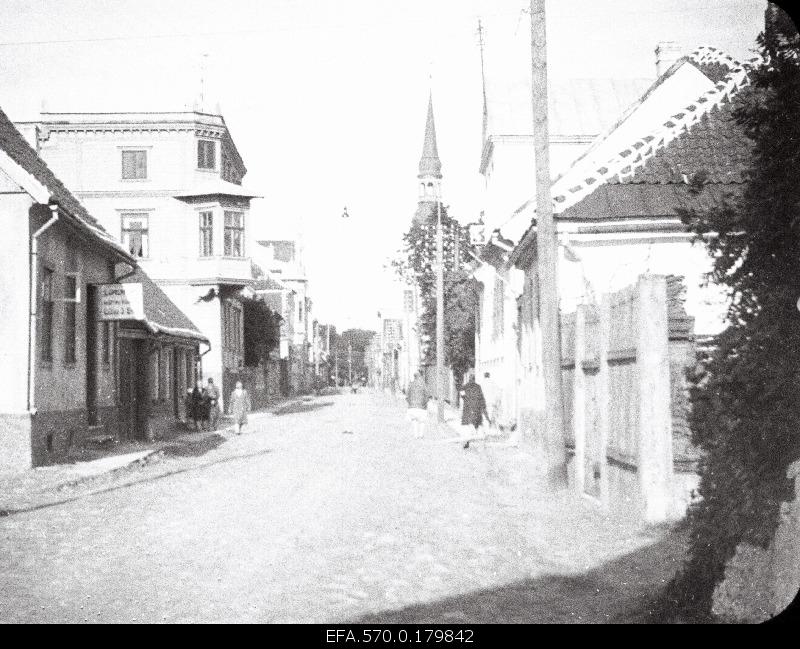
436,197,445,422
530,0,567,484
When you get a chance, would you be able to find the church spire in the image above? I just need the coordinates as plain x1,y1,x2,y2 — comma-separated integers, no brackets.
418,93,442,180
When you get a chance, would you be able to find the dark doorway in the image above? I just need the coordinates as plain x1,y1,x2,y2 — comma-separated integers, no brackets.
86,285,98,425
118,337,148,441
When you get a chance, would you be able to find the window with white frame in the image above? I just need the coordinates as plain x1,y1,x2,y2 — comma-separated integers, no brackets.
121,213,149,258
121,149,147,180
224,211,244,257
199,210,214,257
197,139,216,170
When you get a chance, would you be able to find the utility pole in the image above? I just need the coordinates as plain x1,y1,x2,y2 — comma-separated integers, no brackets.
335,343,339,387
348,340,353,385
314,321,319,380
530,0,566,484
436,194,445,423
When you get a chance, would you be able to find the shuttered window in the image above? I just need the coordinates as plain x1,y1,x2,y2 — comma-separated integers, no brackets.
121,150,147,179
198,140,216,170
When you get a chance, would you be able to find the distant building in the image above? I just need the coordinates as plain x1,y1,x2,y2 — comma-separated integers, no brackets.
16,110,259,409
251,239,313,394
0,108,205,472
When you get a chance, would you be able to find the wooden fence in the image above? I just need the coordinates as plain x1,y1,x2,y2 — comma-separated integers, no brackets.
560,274,697,523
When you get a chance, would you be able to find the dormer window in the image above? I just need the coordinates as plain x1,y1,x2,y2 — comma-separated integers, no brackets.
197,139,216,170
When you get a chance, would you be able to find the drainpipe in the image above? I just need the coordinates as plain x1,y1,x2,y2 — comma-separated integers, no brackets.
27,203,60,413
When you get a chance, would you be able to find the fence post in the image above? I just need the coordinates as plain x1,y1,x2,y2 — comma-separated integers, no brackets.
636,275,673,523
598,295,611,509
573,305,586,495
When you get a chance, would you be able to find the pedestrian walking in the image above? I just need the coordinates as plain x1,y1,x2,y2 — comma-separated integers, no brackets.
190,379,209,432
229,380,252,435
461,370,490,438
406,370,429,439
206,378,220,431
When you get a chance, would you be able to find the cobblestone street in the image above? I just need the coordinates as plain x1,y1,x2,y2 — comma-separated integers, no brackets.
0,391,685,623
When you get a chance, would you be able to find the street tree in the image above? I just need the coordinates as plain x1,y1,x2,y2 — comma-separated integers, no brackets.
396,203,477,385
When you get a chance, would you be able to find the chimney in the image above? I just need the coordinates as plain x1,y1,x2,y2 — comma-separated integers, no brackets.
655,41,683,77
16,123,41,152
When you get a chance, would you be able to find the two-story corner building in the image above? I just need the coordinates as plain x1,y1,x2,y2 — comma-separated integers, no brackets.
16,111,259,409
0,108,207,472
251,239,313,394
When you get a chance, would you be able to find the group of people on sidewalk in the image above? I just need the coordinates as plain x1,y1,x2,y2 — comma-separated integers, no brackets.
405,369,496,439
186,379,252,435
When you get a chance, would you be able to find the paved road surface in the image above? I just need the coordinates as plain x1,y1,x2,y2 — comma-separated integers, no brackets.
0,391,684,623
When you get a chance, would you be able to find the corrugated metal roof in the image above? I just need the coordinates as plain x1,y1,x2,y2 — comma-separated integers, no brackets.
486,77,652,137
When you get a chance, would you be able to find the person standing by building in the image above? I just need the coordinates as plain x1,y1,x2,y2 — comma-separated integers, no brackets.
206,378,220,431
229,380,252,435
190,379,209,432
461,371,490,438
406,370,429,439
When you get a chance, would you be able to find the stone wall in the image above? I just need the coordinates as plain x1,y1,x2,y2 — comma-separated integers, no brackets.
712,459,800,622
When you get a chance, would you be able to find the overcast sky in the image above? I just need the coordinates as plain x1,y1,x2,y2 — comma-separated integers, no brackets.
0,0,767,329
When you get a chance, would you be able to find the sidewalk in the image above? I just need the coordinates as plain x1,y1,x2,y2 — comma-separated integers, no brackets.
0,396,305,515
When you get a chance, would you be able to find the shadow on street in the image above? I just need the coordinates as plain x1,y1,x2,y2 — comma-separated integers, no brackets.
273,400,335,416
350,526,688,624
159,433,228,457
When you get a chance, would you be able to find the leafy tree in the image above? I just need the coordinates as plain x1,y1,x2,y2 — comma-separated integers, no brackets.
242,297,282,367
332,328,376,384
661,5,800,619
396,202,477,383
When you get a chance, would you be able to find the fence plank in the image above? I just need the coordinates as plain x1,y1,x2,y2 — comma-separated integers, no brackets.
636,275,674,524
598,295,611,508
573,305,586,495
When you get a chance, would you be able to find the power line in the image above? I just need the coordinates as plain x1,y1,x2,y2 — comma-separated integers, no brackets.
0,7,544,49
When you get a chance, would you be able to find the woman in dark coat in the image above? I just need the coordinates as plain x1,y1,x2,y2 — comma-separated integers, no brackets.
461,371,490,432
190,379,210,431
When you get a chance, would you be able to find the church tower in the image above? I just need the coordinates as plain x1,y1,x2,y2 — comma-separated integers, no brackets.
414,93,443,224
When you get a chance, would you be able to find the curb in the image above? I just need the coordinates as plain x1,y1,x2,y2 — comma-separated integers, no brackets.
0,447,274,517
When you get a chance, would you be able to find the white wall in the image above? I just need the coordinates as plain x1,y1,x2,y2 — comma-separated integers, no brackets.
0,191,34,414
560,235,729,336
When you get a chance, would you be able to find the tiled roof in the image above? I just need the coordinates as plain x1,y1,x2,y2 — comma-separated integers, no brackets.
0,107,130,258
551,46,752,214
121,268,207,342
561,97,751,220
505,46,755,256
613,97,751,186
